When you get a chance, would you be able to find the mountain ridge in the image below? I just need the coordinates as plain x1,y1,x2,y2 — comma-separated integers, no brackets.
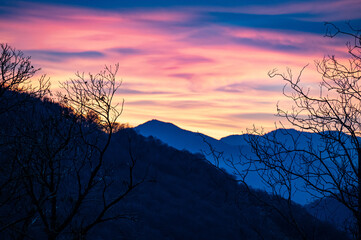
0,92,349,239
134,119,353,234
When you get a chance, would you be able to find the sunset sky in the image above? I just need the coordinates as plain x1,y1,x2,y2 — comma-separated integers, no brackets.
1,0,360,138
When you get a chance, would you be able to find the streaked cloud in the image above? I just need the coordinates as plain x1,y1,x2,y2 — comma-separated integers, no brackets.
232,112,277,120
215,82,284,93
118,88,175,95
0,0,357,138
111,48,146,55
234,0,361,21
26,50,104,62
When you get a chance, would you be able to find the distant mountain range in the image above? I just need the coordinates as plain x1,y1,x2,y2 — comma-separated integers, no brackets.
135,119,253,183
135,119,225,153
135,120,350,201
135,119,244,155
135,120,312,203
135,119,353,234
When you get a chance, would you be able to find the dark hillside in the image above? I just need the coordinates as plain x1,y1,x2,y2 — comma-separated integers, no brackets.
101,130,349,240
0,91,349,239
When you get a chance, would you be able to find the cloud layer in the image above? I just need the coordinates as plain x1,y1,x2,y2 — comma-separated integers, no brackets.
0,1,359,138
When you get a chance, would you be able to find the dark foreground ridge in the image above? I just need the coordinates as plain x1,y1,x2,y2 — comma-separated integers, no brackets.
0,91,348,239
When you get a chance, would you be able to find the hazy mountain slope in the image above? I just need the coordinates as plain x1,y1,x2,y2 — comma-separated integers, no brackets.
220,134,251,146
135,120,318,204
134,119,356,236
102,129,349,240
135,119,249,172
135,119,225,153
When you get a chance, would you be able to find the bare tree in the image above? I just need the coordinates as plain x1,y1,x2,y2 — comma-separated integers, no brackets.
57,64,143,239
231,23,361,239
0,43,50,113
0,64,142,240
0,43,51,239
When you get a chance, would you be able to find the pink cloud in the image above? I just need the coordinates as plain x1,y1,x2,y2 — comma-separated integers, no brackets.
0,3,351,138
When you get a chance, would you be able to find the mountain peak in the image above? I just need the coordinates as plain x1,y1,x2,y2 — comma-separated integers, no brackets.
135,119,221,153
137,119,182,132
142,119,177,126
